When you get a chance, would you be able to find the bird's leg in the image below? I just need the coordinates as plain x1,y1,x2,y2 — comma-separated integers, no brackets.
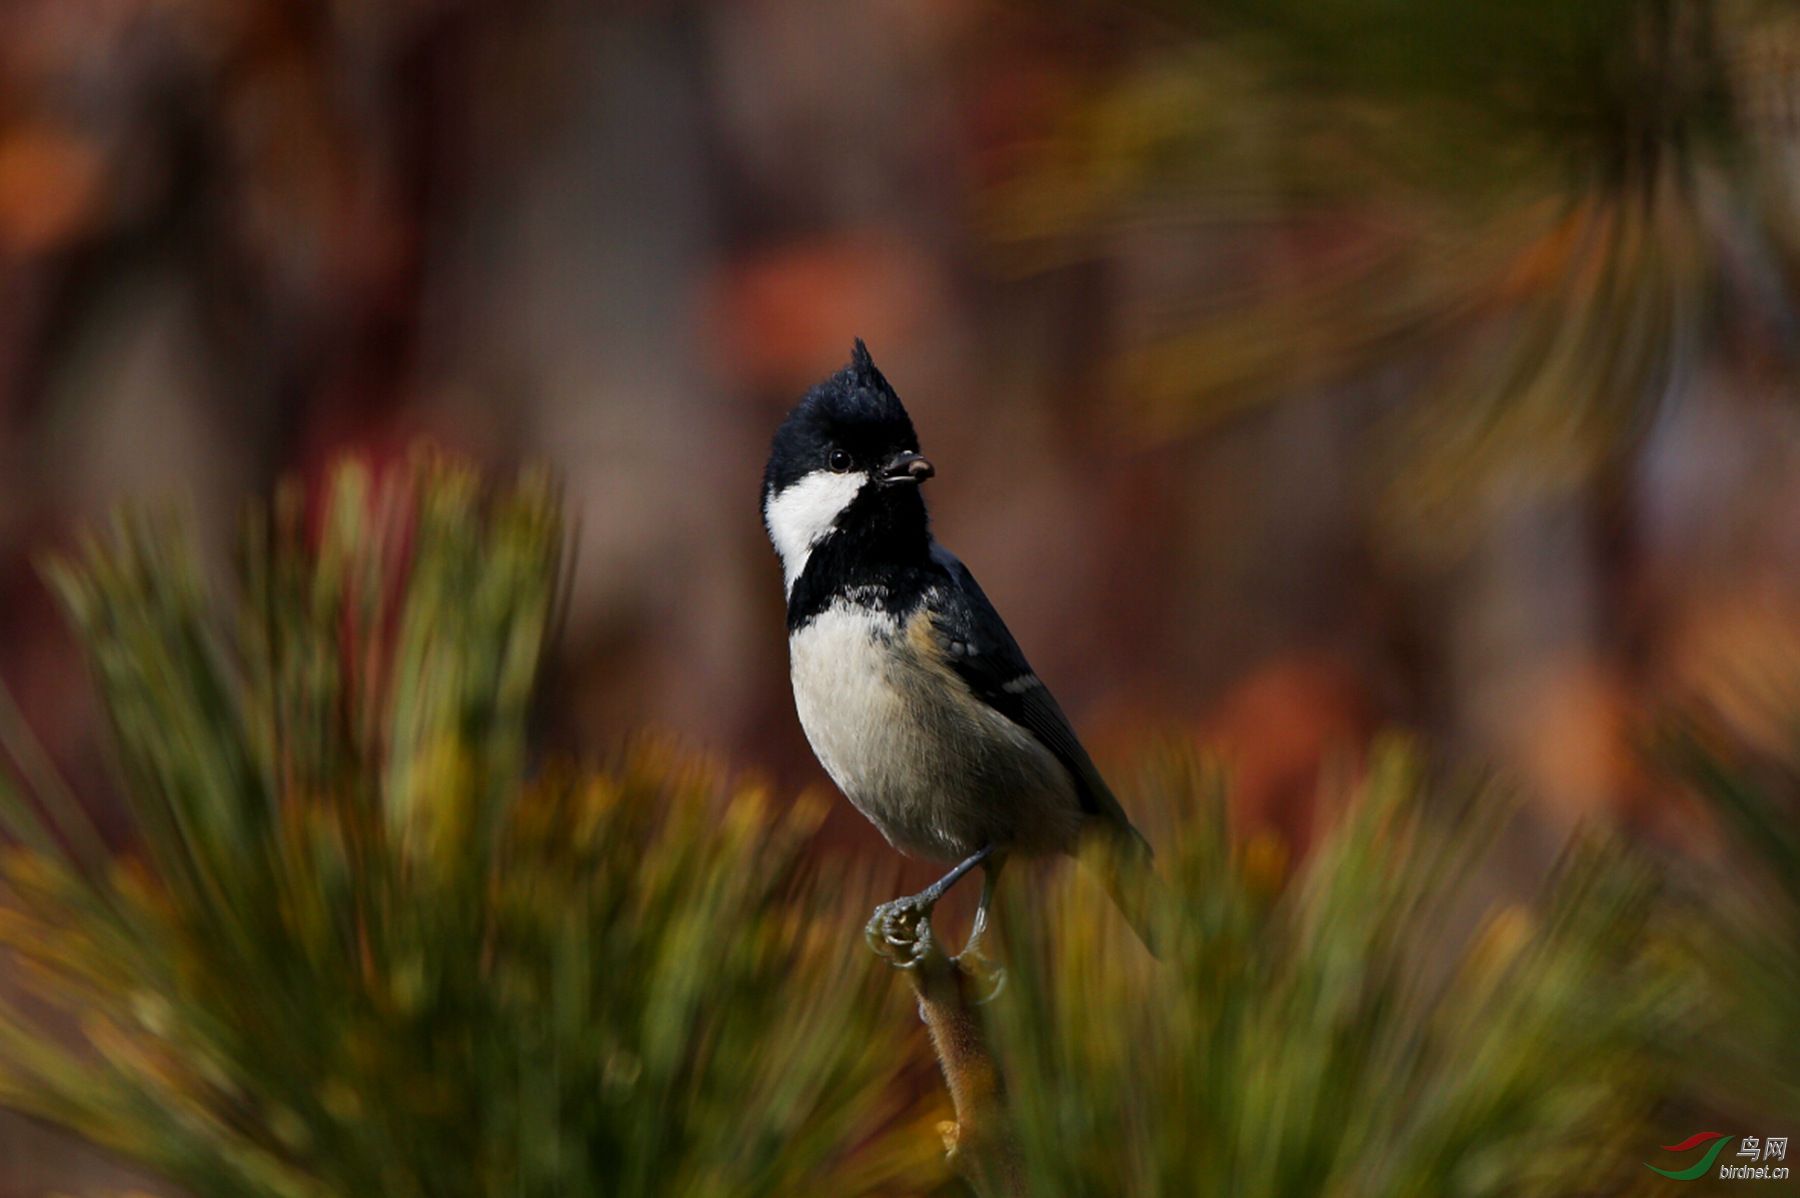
917,844,994,907
951,852,1009,1003
866,845,994,968
958,852,1008,961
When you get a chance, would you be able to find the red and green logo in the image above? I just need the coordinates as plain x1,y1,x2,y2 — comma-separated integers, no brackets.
1646,1132,1736,1180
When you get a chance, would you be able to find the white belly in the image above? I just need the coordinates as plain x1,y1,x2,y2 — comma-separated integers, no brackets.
788,602,1081,861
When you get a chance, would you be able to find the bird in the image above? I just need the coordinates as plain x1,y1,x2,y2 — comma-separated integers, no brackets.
761,339,1157,963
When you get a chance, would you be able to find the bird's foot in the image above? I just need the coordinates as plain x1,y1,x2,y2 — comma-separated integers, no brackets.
958,917,991,963
951,946,1006,1005
865,894,937,969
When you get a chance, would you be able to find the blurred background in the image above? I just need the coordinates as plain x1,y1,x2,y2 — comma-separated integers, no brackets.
3,0,1800,1187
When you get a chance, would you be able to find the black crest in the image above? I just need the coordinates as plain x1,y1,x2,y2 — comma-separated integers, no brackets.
765,340,937,627
763,340,921,498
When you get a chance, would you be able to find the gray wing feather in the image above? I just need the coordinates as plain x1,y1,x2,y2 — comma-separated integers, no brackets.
927,546,1145,843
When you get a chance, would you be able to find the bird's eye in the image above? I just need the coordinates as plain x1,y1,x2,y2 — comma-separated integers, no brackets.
827,449,853,473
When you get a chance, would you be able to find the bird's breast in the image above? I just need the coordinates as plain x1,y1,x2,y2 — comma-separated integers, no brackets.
788,603,910,805
787,600,1079,861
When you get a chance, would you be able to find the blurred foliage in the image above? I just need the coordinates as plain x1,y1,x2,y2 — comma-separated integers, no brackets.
1648,608,1800,1131
984,742,1690,1197
1658,723,1800,1128
0,454,938,1197
989,0,1800,551
1,453,1797,1195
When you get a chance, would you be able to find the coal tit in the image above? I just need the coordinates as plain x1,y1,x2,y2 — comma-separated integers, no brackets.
762,340,1156,960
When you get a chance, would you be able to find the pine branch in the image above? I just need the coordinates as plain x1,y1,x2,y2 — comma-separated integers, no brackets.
869,915,1023,1198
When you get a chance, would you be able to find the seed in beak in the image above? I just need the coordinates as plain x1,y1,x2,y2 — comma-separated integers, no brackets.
883,453,934,484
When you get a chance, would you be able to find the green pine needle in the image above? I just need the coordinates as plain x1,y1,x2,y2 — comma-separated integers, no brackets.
0,452,941,1197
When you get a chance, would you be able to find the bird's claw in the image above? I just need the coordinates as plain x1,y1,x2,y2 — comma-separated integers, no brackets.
951,947,1007,1004
865,895,936,969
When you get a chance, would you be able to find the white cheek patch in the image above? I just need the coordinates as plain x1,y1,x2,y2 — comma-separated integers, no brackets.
763,469,869,590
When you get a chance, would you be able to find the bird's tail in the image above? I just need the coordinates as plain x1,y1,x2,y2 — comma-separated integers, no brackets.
1081,821,1164,959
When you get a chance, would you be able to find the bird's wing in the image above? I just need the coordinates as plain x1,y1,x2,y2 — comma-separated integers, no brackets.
927,545,1144,842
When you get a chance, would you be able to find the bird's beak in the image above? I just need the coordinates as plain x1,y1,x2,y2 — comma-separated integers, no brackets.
880,452,935,485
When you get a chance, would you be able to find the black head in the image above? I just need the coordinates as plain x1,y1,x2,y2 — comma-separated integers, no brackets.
762,340,935,594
